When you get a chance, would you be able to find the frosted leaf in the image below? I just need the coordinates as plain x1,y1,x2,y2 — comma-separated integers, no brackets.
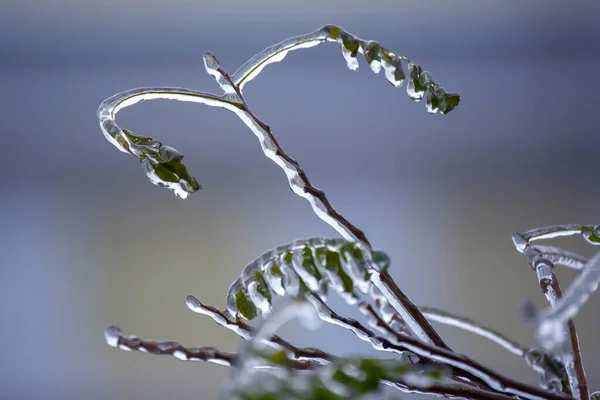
279,262,300,297
382,56,405,88
264,260,286,296
363,41,382,74
583,225,600,244
425,86,448,114
407,63,426,101
226,278,244,317
248,281,272,316
525,349,569,394
292,248,321,292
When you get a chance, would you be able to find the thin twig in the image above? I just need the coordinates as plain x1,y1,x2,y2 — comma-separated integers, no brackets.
307,294,568,400
187,296,514,400
514,233,589,400
104,325,319,370
420,306,526,357
186,295,333,364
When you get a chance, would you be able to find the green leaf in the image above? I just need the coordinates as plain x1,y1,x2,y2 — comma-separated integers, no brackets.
302,247,322,281
254,271,272,302
235,287,258,320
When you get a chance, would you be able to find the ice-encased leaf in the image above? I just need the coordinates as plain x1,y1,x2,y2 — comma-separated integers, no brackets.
120,129,201,198
225,238,390,320
525,349,570,395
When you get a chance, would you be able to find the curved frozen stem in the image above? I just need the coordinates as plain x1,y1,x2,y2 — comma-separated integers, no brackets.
97,87,244,198
232,25,460,114
513,225,600,252
420,307,526,357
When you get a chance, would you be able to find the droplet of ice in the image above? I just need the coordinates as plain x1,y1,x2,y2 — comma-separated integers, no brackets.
105,325,121,347
341,46,359,71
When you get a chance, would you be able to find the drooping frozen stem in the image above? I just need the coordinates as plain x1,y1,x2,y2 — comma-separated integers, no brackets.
232,25,460,114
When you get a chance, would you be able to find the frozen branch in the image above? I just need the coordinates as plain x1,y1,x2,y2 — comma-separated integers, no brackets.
420,307,526,357
307,293,567,400
513,230,591,399
186,294,333,364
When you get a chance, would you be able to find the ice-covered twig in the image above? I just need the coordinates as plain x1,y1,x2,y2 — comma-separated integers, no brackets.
186,296,512,400
105,325,235,366
513,225,600,251
420,307,526,357
513,231,590,399
306,293,567,400
104,325,319,371
533,250,600,346
186,294,333,364
531,246,588,270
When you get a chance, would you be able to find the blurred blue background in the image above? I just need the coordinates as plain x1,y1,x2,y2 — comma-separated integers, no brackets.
1,1,599,398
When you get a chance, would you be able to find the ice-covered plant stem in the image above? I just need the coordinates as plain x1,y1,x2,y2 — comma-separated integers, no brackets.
98,25,598,400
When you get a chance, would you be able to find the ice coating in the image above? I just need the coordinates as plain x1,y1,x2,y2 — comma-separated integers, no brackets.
525,349,569,394
227,302,321,396
534,246,588,270
229,25,459,114
97,88,243,198
512,228,593,399
224,238,390,321
104,325,237,366
98,25,460,348
519,224,600,245
534,250,600,350
420,307,525,357
306,294,558,400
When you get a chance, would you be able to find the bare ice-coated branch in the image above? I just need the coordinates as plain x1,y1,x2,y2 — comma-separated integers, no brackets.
307,293,568,400
104,325,319,371
420,307,526,357
513,230,591,400
186,296,516,400
186,294,333,364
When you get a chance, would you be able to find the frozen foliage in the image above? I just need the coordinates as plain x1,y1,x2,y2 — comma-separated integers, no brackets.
98,26,598,400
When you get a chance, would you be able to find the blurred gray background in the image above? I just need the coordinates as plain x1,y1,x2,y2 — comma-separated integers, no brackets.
1,1,599,399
